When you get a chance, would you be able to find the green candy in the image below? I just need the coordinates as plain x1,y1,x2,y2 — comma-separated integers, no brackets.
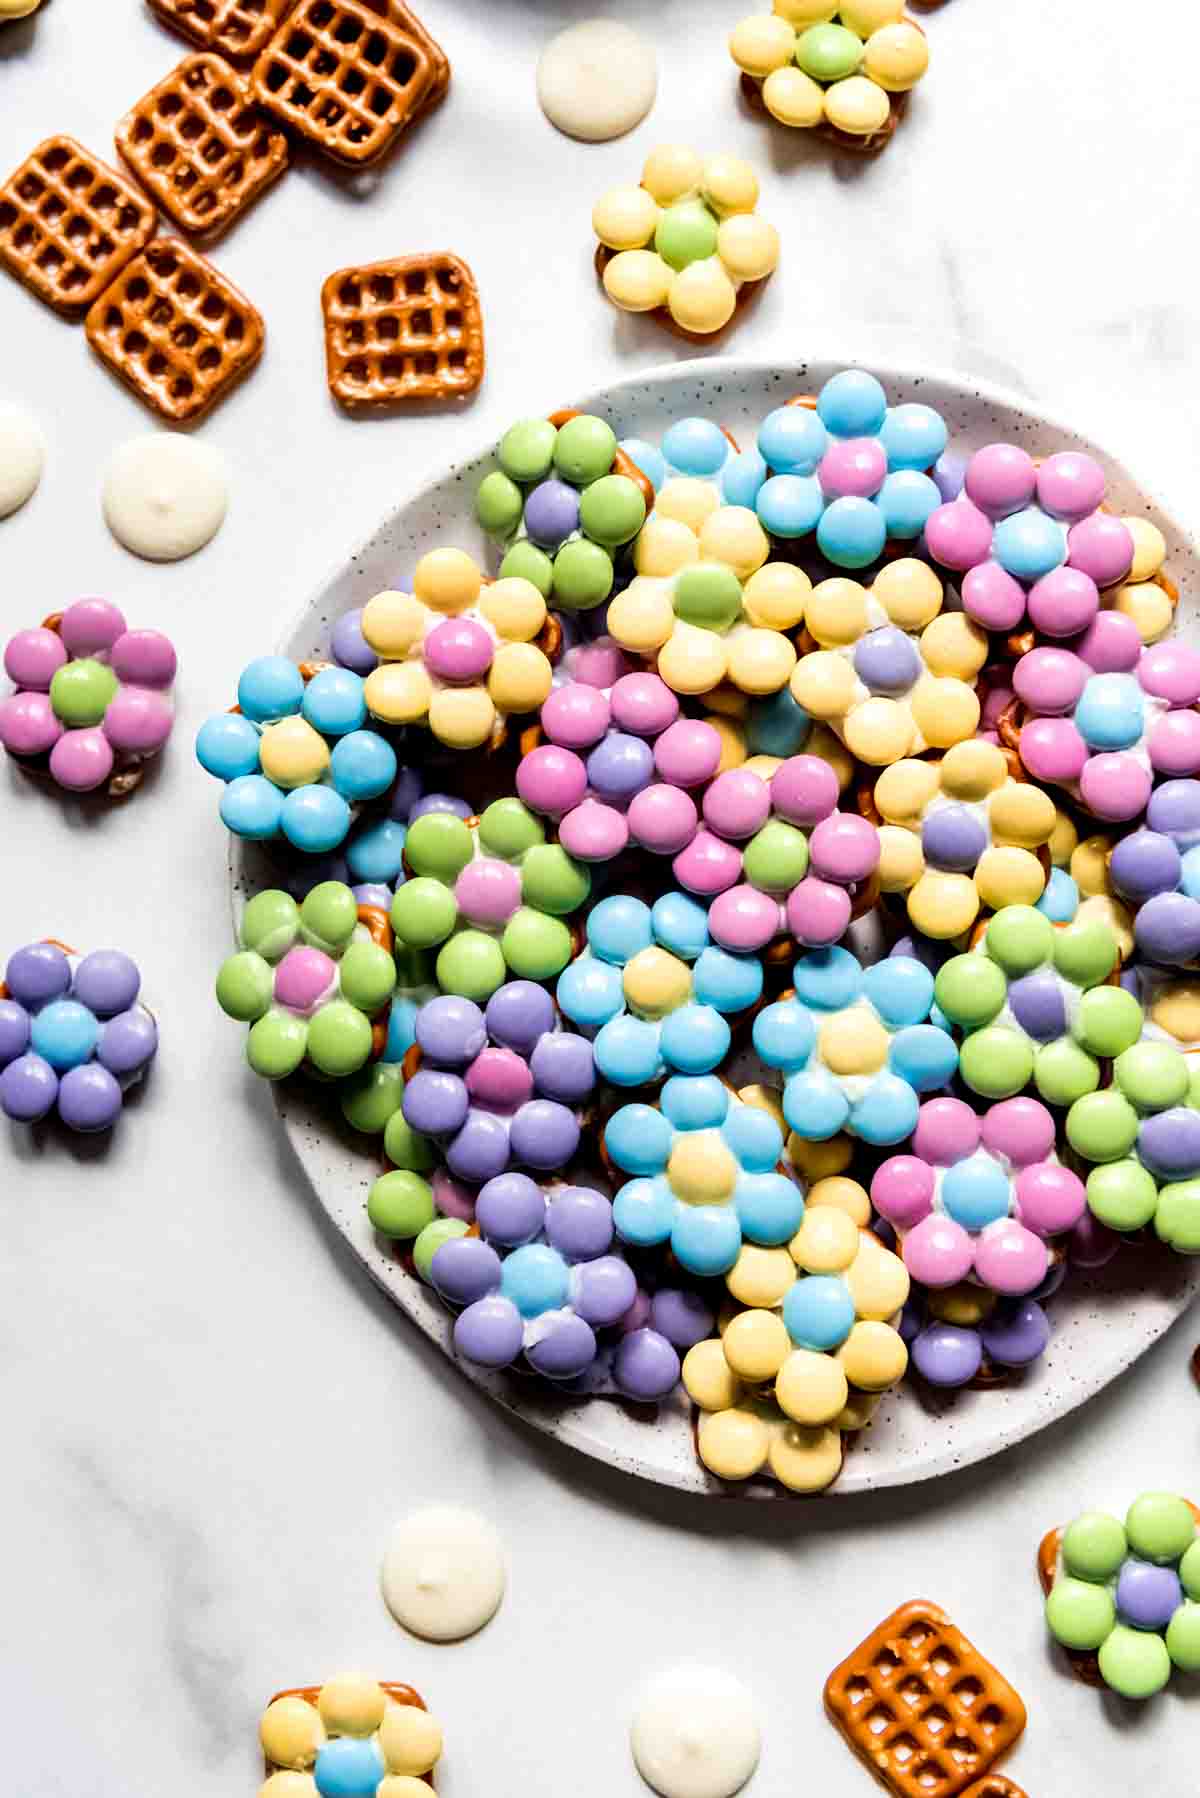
500,539,554,597
475,470,523,537
338,940,396,1013
1113,1039,1189,1112
340,1061,405,1134
579,474,646,547
933,955,1007,1028
50,657,118,727
241,889,300,960
1032,1038,1098,1108
795,20,863,83
383,1108,437,1172
497,417,556,484
1181,1540,1200,1601
983,906,1054,977
552,538,614,610
1074,985,1143,1060
1065,1090,1139,1163
367,1169,435,1240
405,812,474,881
521,842,590,915
300,880,358,953
216,950,273,1022
247,1010,307,1079
1126,1492,1197,1563
306,1000,372,1077
743,821,809,894
413,1215,469,1282
1053,917,1117,988
1085,1160,1158,1233
1062,1510,1127,1581
390,878,458,949
1161,1178,1200,1253
1045,1578,1116,1652
1190,1066,1200,1111
958,1025,1034,1100
654,198,720,272
502,908,572,981
437,929,507,1000
673,563,744,632
1097,1623,1172,1700
478,796,544,861
1166,1601,1200,1672
553,415,617,486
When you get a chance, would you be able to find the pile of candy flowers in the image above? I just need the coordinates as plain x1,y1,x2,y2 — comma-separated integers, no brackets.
206,368,1200,1496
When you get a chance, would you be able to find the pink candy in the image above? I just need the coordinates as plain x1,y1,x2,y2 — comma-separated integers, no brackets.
274,946,337,1012
819,437,887,499
455,858,522,925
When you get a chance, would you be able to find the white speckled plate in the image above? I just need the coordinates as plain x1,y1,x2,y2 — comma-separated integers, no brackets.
234,357,1200,1497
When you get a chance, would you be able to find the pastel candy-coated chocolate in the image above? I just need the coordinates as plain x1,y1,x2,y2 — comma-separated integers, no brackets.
0,940,154,1131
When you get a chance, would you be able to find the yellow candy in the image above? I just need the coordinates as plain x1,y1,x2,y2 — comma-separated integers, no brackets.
635,515,700,578
379,1705,443,1776
844,696,917,764
928,1282,996,1327
603,249,673,313
259,716,329,789
478,576,545,642
668,258,738,335
607,579,676,653
1071,834,1115,899
878,825,924,892
361,590,425,658
1113,579,1174,646
874,757,940,825
668,1132,738,1204
726,627,796,695
736,1082,786,1131
920,611,989,682
975,845,1046,911
845,1237,909,1320
261,1775,318,1798
837,1320,907,1390
837,1389,883,1431
788,1133,853,1181
699,504,769,577
724,1308,791,1381
763,65,826,127
709,714,750,772
803,577,869,647
592,184,659,251
698,1405,770,1480
623,944,691,1017
1049,808,1079,867
874,558,943,631
658,621,729,696
702,153,759,216
819,1008,889,1075
1124,516,1167,582
768,1421,843,1492
365,662,432,726
717,214,780,283
940,738,1007,801
824,74,891,136
862,21,929,91
428,684,495,749
741,562,809,631
907,870,979,940
319,1676,386,1738
641,144,704,205
1075,893,1133,960
776,1346,848,1425
807,1175,870,1227
791,650,857,719
261,1698,324,1770
806,723,855,791
789,1204,858,1274
684,1337,744,1410
988,781,1056,848
1151,980,1200,1046
488,642,552,713
413,547,480,614
728,13,797,77
380,1780,441,1798
728,1244,797,1309
839,0,904,30
657,477,720,534
908,676,980,749
774,0,839,23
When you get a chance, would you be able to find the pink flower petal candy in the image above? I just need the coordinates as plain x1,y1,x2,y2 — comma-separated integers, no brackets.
973,1217,1049,1295
1036,451,1106,522
559,797,629,862
924,497,995,571
1012,647,1089,713
702,767,771,840
58,598,126,658
769,754,839,828
1147,711,1200,779
1072,611,1142,674
109,628,177,689
708,885,780,953
569,639,631,691
541,681,610,748
517,744,587,817
101,688,174,755
626,784,697,855
903,1212,975,1287
1025,566,1099,640
913,1095,981,1166
609,671,678,737
962,562,1026,632
1018,717,1089,786
654,717,722,787
1066,512,1134,588
1013,1162,1087,1237
1077,751,1151,821
4,626,66,691
809,811,879,885
981,1095,1055,1165
870,1155,936,1230
47,726,115,792
673,828,743,896
965,444,1037,519
0,690,63,757
785,876,851,948
1138,641,1200,707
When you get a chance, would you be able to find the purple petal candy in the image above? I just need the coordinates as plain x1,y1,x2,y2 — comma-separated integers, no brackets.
0,999,31,1068
1109,830,1183,903
573,1255,638,1328
545,1185,614,1261
508,1099,579,1170
475,1172,545,1247
1138,1108,1200,1182
432,1236,503,1307
453,1293,525,1367
485,980,556,1055
402,1067,470,1136
0,1052,58,1121
71,949,140,1018
529,1031,596,1104
650,1287,716,1349
56,1062,123,1132
526,1312,597,1379
5,942,72,1009
979,1297,1049,1367
911,1322,983,1387
415,996,487,1067
97,1009,158,1077
446,1109,512,1183
613,1327,681,1401
331,609,379,676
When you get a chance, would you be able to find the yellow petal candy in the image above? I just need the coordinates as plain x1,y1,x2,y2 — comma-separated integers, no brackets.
723,1308,791,1381
844,696,917,765
361,590,425,657
709,714,750,772
837,1320,907,1390
806,724,855,791
725,627,795,695
699,504,769,577
806,1174,871,1226
379,1704,443,1776
839,0,904,31
717,214,781,284
698,1405,770,1480
261,1775,318,1798
607,578,676,652
380,1780,441,1798
1124,517,1167,582
862,21,929,91
727,1244,797,1309
878,826,924,893
775,1346,849,1425
788,1133,853,1180
907,870,979,941
259,716,330,789
658,477,722,533
789,1204,858,1273
658,621,730,696
428,685,495,749
768,1421,844,1493
623,944,692,1017
1113,579,1174,645
603,249,673,313
1151,980,1200,1046
479,576,546,642
635,515,700,577
845,1237,909,1320
909,676,980,749
874,758,940,825
1075,894,1133,959
668,1131,739,1204
940,738,1008,801
684,1337,744,1411
1071,834,1115,899
804,576,869,647
774,0,839,24
261,1698,325,1770
920,611,990,681
837,1389,883,1431
667,258,739,335
763,65,826,128
928,1282,997,1327
975,845,1047,911
729,13,797,77
318,1676,387,1738
702,154,760,216
641,144,704,205
791,651,857,720
823,74,891,136
736,1083,787,1132
365,662,433,726
592,184,660,250
742,561,810,630
1049,808,1079,867
873,558,943,630
487,642,553,713
413,547,481,614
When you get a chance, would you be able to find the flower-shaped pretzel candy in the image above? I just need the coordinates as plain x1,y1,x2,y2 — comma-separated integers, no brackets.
605,1072,805,1276
1,598,176,796
1064,1037,1200,1253
1103,779,1200,969
258,1673,443,1797
872,1095,1087,1298
730,0,930,148
752,946,959,1145
593,146,780,339
556,891,763,1086
900,1283,1053,1390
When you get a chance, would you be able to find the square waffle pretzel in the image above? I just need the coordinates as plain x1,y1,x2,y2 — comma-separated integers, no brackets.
84,237,264,421
147,0,298,64
116,54,289,241
824,1600,1027,1798
251,0,449,166
0,137,156,319
321,252,483,409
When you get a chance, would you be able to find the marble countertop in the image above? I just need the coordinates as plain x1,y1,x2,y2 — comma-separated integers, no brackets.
1,1,1198,1793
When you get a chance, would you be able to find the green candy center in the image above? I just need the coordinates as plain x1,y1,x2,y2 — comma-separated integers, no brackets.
654,199,719,273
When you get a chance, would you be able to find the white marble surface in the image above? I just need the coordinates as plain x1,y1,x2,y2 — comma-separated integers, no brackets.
1,2,1199,1794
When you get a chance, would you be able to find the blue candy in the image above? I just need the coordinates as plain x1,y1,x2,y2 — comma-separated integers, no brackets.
746,687,812,758
313,1735,386,1798
736,1170,805,1245
279,784,351,854
992,508,1067,581
594,1012,663,1086
757,405,827,475
817,496,887,569
613,1175,675,1247
817,369,887,439
220,773,284,840
588,894,653,963
557,957,624,1030
619,437,666,492
30,999,99,1071
849,1073,920,1145
692,945,762,1013
888,1024,959,1092
756,473,824,539
782,1070,850,1140
237,655,305,723
879,403,948,471
195,712,260,781
606,1103,674,1174
659,1002,730,1074
346,818,407,883
662,416,731,477
301,666,367,737
672,1204,743,1277
877,469,941,540
1073,673,1145,752
501,1241,569,1316
864,957,936,1029
330,729,397,801
1037,867,1080,922
651,890,710,961
722,1102,784,1171
783,1272,856,1349
752,999,816,1073
942,1156,1012,1230
721,449,769,508
661,1072,728,1131
1180,847,1200,900
793,946,862,1012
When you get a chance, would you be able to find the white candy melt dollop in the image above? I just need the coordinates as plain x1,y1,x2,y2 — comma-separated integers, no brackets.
537,20,657,143
631,1665,761,1798
102,434,229,562
380,1505,506,1642
0,402,45,518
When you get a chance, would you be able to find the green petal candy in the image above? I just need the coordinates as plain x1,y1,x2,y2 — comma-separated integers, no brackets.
300,880,359,953
983,905,1054,977
1053,917,1118,988
383,1109,437,1173
241,889,300,961
1032,1038,1098,1108
338,940,397,1013
579,474,646,547
50,657,118,727
502,909,573,982
1097,1623,1172,1700
405,813,474,881
1112,1039,1189,1112
1045,1577,1115,1652
476,470,524,537
933,954,1007,1028
413,1215,469,1282
1062,1510,1127,1581
552,415,616,486
552,538,614,610
1151,1177,1200,1253
521,842,590,915
341,1061,405,1134
1085,1160,1158,1233
1179,1539,1200,1601
958,1025,1034,1100
436,930,507,1001
497,417,556,484
391,878,459,950
367,1169,436,1240
478,796,544,861
499,539,554,597
743,820,809,893
1065,1091,1139,1164
247,1010,307,1079
654,199,720,272
1166,1601,1200,1672
673,563,744,632
1126,1492,1198,1564
216,950,274,1022
1073,985,1143,1060
305,1001,372,1077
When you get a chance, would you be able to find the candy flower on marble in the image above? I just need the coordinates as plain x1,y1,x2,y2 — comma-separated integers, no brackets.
872,1095,1087,1297
752,947,958,1145
388,800,590,1002
605,1072,804,1276
1065,1038,1200,1253
872,739,1059,940
475,412,650,613
1105,780,1200,969
0,598,176,795
556,891,763,1086
934,905,1138,1107
594,146,780,337
0,940,156,1131
1044,1494,1200,1700
258,1674,443,1797
730,1,929,144
216,882,397,1081
1009,617,1200,823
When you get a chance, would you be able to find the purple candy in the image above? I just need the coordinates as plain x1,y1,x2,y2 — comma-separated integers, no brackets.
529,1031,595,1104
453,1294,525,1367
353,882,393,910
57,1062,123,1132
331,609,379,676
1138,1108,1200,1181
509,1098,579,1170
408,791,472,823
911,1321,983,1387
0,1052,58,1121
898,1294,922,1342
0,999,30,1068
979,1297,1049,1367
587,731,655,802
5,942,71,1009
485,980,555,1055
432,1235,502,1306
546,1186,614,1260
1007,972,1067,1041
446,1109,511,1183
475,1172,545,1247
650,1287,715,1350
97,1009,157,1077
853,626,921,695
613,1327,681,1401
922,805,989,872
403,1067,469,1135
1147,779,1200,849
71,949,140,1018
387,767,425,820
416,995,487,1066
1116,1560,1183,1631
526,1312,597,1379
932,451,967,503
1134,891,1200,967
1110,830,1182,903
523,479,581,548
573,1255,638,1328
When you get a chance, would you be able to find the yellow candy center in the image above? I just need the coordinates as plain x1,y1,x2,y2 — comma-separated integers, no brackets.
819,1007,889,1076
668,1131,738,1205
